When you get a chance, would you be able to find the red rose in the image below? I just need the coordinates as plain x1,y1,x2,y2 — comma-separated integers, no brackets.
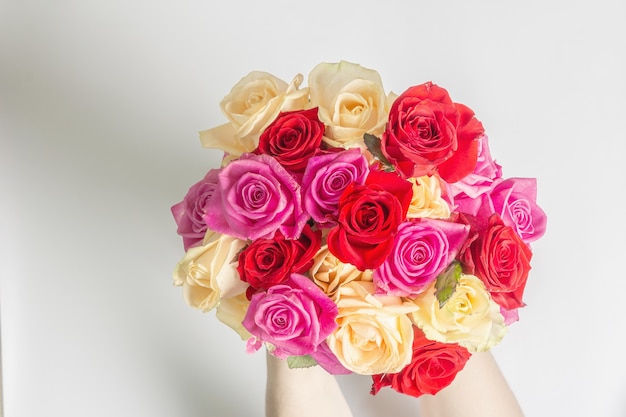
459,214,532,310
238,224,322,291
327,170,412,270
371,327,471,398
381,82,484,182
255,107,324,173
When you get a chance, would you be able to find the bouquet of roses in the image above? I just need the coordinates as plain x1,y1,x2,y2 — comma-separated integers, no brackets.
171,61,547,398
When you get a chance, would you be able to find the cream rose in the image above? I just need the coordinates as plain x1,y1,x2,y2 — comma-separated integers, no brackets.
326,281,417,375
200,71,309,156
308,61,393,148
309,245,373,301
410,274,506,352
406,175,451,219
216,292,251,340
173,230,248,312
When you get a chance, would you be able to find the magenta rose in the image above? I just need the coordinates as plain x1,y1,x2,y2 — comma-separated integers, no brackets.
374,219,470,297
489,177,547,244
237,224,322,291
171,169,220,250
255,108,325,174
381,82,484,182
301,149,369,226
327,170,412,271
203,153,308,241
242,273,338,357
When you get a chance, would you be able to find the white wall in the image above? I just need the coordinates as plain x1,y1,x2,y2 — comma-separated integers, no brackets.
1,0,625,416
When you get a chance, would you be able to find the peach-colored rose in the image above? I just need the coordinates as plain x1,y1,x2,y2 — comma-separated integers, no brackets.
216,293,251,340
327,281,417,375
308,61,393,149
406,175,451,219
200,72,309,156
309,245,373,300
173,230,248,312
409,274,506,352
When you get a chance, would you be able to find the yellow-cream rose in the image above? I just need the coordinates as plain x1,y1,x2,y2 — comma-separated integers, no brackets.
308,61,393,149
216,292,251,340
406,175,451,219
309,244,373,301
410,274,506,352
200,71,309,156
327,281,417,375
173,230,248,312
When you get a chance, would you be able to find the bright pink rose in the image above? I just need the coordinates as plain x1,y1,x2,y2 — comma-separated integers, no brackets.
489,178,547,244
171,169,220,250
371,327,471,398
374,219,469,297
327,170,412,271
203,153,308,241
381,82,484,182
310,341,352,375
242,274,338,357
255,108,324,174
302,149,369,227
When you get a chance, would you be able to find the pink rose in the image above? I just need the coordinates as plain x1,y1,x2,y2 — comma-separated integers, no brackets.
242,274,338,357
203,153,308,241
171,169,220,250
489,178,547,244
302,149,369,226
374,219,469,297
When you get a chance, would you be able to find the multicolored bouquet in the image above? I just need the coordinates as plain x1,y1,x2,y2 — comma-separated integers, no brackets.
171,61,546,398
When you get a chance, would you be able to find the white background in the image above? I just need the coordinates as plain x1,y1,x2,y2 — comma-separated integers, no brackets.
1,0,625,416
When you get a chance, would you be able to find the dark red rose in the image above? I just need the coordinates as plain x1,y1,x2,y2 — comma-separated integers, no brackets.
380,82,484,182
459,214,532,310
371,327,471,398
238,224,322,291
327,170,412,271
255,107,324,173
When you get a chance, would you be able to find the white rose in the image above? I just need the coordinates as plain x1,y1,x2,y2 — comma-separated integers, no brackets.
200,71,309,156
308,61,393,149
173,230,248,312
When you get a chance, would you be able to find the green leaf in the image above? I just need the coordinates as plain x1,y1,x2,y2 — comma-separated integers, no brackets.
287,355,318,369
435,261,462,308
363,133,395,172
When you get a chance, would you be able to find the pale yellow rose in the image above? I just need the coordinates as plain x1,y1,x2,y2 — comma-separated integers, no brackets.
199,71,309,156
216,292,251,340
308,61,393,149
309,245,373,301
406,175,451,219
327,281,417,375
410,274,506,352
173,230,248,312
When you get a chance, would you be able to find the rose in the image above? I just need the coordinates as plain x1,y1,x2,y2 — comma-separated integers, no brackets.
171,169,220,251
308,61,392,148
215,293,251,340
309,341,352,375
326,281,417,374
381,82,484,182
373,219,470,297
327,170,412,270
255,108,325,174
242,273,338,358
199,71,309,156
309,244,373,300
237,224,322,291
410,275,506,352
406,175,451,220
460,214,533,310
489,178,547,244
371,327,471,398
173,230,248,312
203,153,308,241
301,149,369,226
